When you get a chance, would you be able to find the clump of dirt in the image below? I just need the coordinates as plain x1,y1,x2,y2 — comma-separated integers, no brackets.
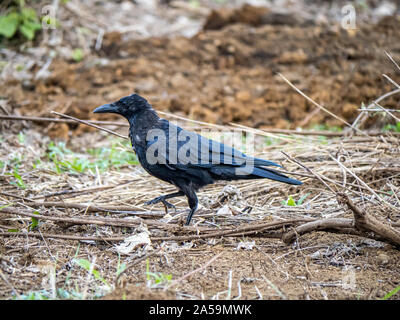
104,285,176,300
1,10,400,138
203,4,308,30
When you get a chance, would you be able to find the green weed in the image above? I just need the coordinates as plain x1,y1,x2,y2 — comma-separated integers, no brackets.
145,258,172,287
5,166,26,189
72,48,84,62
73,258,109,287
29,210,40,230
282,193,310,206
383,122,400,133
382,286,400,300
0,0,41,41
46,141,138,174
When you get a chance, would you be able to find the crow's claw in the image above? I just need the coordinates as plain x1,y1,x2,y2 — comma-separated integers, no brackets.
145,196,163,206
145,197,176,210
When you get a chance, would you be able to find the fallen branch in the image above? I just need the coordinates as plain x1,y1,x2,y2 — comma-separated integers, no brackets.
0,206,209,233
0,218,310,242
282,218,356,244
30,184,128,200
0,207,142,228
0,114,128,127
150,218,311,242
50,111,128,140
18,200,164,217
0,232,127,242
338,193,400,247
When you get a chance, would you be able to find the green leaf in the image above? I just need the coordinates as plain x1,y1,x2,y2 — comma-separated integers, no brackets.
21,8,38,22
74,258,109,286
72,48,84,62
12,169,26,189
19,24,34,40
18,132,25,144
30,211,40,230
42,16,58,28
116,262,126,278
287,195,296,206
297,193,310,206
0,203,13,210
0,13,20,38
382,286,400,300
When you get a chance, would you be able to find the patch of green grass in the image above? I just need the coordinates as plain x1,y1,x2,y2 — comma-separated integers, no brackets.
46,141,138,174
382,286,400,300
264,137,280,146
317,135,329,144
2,155,27,188
116,253,126,279
285,195,296,207
0,203,13,210
14,245,125,300
0,0,41,41
15,290,50,300
29,210,40,230
17,132,25,144
282,193,310,206
71,48,84,62
5,166,26,189
32,159,41,169
189,0,200,8
73,258,110,287
146,258,172,288
87,140,139,169
14,288,88,300
383,122,400,133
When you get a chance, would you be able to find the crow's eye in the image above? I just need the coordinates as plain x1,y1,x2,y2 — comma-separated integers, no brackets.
119,100,128,109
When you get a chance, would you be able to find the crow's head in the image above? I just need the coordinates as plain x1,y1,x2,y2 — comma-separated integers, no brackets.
93,93,151,119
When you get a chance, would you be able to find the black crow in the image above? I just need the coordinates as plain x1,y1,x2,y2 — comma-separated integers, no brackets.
93,93,302,225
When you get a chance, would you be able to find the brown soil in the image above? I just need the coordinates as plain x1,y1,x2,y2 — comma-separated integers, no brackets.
2,14,400,139
104,236,400,300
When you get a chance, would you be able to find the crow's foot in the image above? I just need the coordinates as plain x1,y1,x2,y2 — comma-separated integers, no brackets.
145,196,176,211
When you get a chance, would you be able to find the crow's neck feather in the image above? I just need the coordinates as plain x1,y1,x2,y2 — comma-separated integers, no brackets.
128,107,159,130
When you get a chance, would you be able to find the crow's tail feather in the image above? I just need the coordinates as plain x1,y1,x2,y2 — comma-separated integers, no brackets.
252,157,282,168
251,167,302,185
210,165,302,185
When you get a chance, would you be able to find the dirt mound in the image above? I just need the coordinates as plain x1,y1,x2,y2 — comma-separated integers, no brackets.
104,285,175,300
2,14,400,137
203,4,308,30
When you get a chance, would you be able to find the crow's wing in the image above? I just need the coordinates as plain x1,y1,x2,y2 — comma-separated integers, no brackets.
144,120,302,185
145,119,281,169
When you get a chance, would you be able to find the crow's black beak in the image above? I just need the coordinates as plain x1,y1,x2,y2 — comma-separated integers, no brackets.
93,103,117,114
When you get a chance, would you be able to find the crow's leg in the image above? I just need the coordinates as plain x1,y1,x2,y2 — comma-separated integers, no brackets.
145,191,184,212
183,188,198,226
